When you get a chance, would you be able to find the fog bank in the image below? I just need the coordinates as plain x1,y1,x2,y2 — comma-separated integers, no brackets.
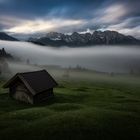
0,40,140,73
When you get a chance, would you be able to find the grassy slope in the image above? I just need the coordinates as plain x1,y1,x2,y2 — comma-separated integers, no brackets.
0,72,140,140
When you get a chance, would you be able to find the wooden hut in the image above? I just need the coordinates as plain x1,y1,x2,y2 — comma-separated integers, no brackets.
3,70,58,104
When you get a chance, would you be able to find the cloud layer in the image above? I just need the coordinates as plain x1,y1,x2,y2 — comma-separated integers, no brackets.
1,40,140,73
0,0,140,39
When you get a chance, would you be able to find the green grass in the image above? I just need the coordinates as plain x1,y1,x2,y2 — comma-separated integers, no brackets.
0,73,140,140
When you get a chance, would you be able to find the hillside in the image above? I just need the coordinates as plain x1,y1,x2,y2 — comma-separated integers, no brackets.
0,32,18,41
0,72,140,140
0,48,13,74
0,48,13,59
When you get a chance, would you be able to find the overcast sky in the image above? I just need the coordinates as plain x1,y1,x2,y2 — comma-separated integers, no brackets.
0,0,140,38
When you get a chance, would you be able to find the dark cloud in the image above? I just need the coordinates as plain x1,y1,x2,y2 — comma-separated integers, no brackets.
0,0,139,38
0,0,139,18
0,0,107,19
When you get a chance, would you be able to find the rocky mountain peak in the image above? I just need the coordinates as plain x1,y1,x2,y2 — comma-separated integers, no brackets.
28,30,140,46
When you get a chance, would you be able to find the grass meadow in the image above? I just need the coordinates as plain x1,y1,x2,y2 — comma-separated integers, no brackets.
0,71,140,140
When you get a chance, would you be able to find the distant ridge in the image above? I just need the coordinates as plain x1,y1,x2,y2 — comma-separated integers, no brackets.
28,30,140,47
0,32,18,41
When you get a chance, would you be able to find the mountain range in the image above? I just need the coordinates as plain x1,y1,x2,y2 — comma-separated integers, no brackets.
0,30,140,46
28,30,140,46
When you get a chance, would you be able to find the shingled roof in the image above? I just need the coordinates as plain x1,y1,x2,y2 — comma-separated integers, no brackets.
3,70,58,95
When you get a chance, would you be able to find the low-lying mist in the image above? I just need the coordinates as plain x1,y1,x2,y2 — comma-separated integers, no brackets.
0,40,140,73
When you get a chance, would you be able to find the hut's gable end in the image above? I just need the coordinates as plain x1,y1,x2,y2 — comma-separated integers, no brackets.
9,79,23,96
11,82,33,104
